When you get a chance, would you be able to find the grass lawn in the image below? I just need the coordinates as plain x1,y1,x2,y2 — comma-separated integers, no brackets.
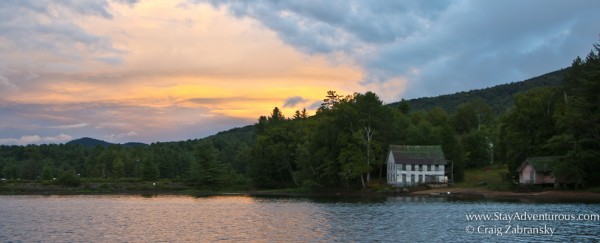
455,164,512,190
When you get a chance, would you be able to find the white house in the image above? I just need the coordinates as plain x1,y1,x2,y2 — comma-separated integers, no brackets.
387,145,447,187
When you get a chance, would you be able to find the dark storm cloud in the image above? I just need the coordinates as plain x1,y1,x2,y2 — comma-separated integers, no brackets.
202,0,451,55
199,0,600,99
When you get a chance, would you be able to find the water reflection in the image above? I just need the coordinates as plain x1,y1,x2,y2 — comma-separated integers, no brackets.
0,195,599,242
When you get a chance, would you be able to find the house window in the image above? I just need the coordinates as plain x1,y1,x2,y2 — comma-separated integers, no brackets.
419,165,423,171
435,165,439,171
427,165,431,171
411,174,415,183
418,174,423,183
402,174,406,183
402,164,406,171
411,164,415,171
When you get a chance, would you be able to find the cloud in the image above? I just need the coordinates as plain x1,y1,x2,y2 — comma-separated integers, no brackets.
308,100,323,110
93,56,125,65
283,96,305,108
43,134,73,143
9,1,597,146
0,133,72,145
0,1,357,145
201,1,448,55
186,97,277,105
0,0,123,96
112,0,140,7
199,0,600,99
48,123,90,129
18,135,42,145
0,96,258,144
0,75,18,90
105,131,138,141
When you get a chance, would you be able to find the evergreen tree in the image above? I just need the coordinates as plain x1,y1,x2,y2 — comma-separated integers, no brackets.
112,158,126,179
551,42,600,187
192,141,227,189
142,159,159,181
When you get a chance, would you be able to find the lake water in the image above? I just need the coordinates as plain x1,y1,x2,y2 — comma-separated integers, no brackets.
1,195,599,242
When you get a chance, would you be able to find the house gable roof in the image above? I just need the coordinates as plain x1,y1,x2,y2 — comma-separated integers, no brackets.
388,145,446,165
517,156,562,172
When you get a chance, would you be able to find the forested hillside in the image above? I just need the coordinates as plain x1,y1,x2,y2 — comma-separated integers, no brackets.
1,42,598,191
393,69,565,113
66,137,114,148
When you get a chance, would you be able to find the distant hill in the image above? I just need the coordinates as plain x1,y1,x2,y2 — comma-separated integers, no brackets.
66,137,112,148
66,137,147,148
390,68,566,113
204,125,256,149
205,125,255,140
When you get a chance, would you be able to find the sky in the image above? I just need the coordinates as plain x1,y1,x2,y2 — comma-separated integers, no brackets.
0,0,598,145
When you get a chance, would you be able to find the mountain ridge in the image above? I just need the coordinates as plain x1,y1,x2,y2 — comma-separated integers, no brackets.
66,137,147,148
391,68,566,113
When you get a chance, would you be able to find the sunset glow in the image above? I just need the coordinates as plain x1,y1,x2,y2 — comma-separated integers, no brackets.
0,0,597,144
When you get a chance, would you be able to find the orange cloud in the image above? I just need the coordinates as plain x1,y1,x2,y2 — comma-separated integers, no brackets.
0,0,368,143
7,1,362,119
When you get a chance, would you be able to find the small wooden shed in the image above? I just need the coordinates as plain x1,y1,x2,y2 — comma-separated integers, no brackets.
516,157,561,185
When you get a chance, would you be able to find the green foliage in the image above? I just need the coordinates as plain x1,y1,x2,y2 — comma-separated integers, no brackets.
0,129,251,189
248,111,303,188
191,141,228,189
41,165,54,180
495,41,600,188
550,43,600,187
498,86,562,171
462,130,492,168
397,99,411,114
142,160,160,181
112,158,125,179
54,170,82,187
248,92,397,189
440,125,466,182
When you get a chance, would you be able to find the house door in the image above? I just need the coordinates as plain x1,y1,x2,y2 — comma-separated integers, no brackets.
529,170,535,184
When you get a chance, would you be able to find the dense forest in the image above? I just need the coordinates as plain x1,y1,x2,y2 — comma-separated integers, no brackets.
0,42,598,190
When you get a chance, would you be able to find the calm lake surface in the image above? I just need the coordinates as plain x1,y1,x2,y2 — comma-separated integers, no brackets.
1,195,599,242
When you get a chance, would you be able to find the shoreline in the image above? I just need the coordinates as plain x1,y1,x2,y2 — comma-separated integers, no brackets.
2,182,600,202
412,187,600,202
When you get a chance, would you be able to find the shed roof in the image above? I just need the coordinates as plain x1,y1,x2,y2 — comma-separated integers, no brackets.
516,156,562,172
388,145,446,165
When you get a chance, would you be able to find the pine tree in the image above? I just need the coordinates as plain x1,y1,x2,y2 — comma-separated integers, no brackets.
192,141,227,189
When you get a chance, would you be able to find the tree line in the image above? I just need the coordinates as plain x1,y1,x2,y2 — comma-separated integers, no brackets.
0,42,598,190
0,129,253,190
